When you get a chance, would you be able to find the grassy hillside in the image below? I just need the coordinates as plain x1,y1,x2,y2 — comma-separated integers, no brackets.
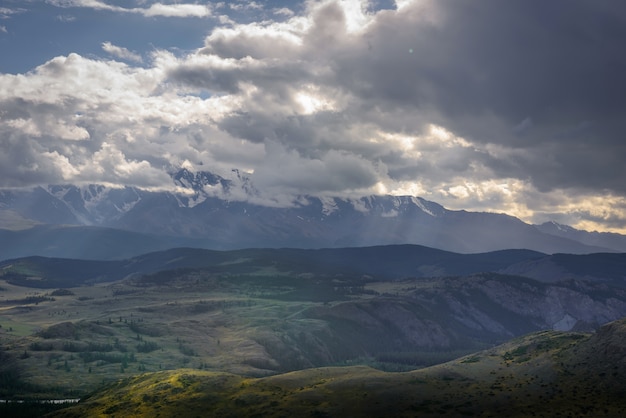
49,318,626,417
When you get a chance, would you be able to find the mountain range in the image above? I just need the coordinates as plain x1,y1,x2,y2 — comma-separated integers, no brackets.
3,245,626,290
2,169,626,260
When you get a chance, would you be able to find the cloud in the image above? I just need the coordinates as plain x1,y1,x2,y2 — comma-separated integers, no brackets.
80,141,171,186
102,41,143,63
46,0,123,13
512,118,533,136
0,6,26,19
169,0,626,231
56,14,76,22
252,141,381,195
141,3,211,18
273,7,294,17
46,0,211,18
2,0,626,232
229,2,263,12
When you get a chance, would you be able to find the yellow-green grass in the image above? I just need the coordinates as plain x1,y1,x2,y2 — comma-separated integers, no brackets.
51,326,626,418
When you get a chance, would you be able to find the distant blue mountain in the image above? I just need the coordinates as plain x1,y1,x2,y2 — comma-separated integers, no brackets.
0,244,544,288
536,221,626,252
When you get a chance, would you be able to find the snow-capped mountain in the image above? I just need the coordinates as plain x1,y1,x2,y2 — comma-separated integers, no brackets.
0,168,622,259
46,184,143,225
536,221,626,253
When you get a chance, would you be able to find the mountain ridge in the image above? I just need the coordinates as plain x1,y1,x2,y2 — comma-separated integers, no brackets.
0,244,542,288
1,169,622,258
2,244,624,290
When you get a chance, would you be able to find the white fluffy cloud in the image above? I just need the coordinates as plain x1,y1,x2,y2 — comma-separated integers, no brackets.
45,0,211,18
102,42,143,63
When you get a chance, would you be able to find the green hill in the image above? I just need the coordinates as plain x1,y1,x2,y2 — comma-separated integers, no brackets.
49,318,626,417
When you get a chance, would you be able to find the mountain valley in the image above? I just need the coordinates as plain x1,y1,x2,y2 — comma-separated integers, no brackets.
1,245,625,416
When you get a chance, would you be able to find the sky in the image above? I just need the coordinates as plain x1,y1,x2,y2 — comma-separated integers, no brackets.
1,0,626,233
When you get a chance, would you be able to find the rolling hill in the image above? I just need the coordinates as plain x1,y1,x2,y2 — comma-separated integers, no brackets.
48,318,626,417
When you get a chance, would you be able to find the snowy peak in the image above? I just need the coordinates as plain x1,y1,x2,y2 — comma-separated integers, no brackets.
169,169,445,219
319,196,339,216
45,184,142,225
536,221,626,252
411,196,445,217
172,168,230,208
171,168,260,207
339,195,444,218
172,168,229,192
542,221,577,233
2,168,625,255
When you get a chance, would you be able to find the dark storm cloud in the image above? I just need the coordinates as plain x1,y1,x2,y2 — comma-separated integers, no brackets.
252,142,380,194
160,0,625,209
181,1,622,184
331,0,626,194
168,59,312,95
351,1,626,121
